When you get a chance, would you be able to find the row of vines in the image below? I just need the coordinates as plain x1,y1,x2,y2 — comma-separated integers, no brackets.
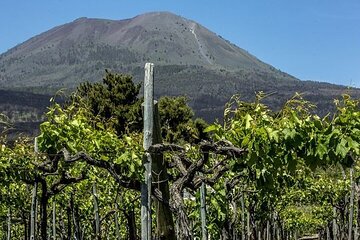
0,70,359,240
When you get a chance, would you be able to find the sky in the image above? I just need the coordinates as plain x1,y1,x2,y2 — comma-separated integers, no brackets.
0,0,359,87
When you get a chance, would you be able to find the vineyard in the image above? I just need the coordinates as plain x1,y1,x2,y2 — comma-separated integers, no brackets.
0,64,359,240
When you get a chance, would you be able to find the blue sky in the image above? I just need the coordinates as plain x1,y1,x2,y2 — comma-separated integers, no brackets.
0,0,359,87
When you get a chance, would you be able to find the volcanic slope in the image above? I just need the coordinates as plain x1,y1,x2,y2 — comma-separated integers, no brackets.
0,12,358,121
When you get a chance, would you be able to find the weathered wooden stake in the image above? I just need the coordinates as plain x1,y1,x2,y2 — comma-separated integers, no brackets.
326,225,330,240
272,213,277,240
114,203,121,240
200,153,208,240
350,167,355,240
71,194,81,240
333,206,338,240
142,62,154,240
240,193,245,240
52,201,56,240
356,186,360,240
93,183,100,240
66,203,72,240
7,208,11,240
152,101,175,238
31,138,39,240
247,206,251,240
30,182,38,240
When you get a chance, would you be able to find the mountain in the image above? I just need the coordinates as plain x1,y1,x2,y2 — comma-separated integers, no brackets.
0,11,359,122
0,12,291,88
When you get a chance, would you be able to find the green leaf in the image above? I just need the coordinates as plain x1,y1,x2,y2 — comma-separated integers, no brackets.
336,138,349,158
245,114,253,129
267,128,279,142
315,143,327,159
346,137,359,154
204,124,218,133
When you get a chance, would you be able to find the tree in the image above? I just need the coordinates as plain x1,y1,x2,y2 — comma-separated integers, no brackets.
74,69,142,136
158,96,208,143
75,70,207,143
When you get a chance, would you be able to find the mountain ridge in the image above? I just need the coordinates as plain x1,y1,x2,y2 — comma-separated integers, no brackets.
0,12,291,72
0,11,358,122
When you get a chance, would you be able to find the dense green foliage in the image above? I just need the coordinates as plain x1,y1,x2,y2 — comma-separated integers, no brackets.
73,70,207,143
0,70,359,239
200,93,360,238
74,70,143,136
158,96,208,143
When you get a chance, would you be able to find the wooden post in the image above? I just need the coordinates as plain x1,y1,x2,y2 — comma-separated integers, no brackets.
200,153,208,240
326,225,330,240
247,206,251,240
333,206,338,240
273,213,278,240
52,201,56,240
7,208,11,240
39,180,49,240
34,137,38,154
240,193,245,240
30,182,38,240
114,203,121,240
23,211,28,240
152,104,175,239
258,229,261,240
93,183,100,240
66,202,72,240
350,167,355,240
356,186,360,240
142,62,154,240
356,165,360,240
141,63,175,239
31,137,38,240
71,194,81,240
